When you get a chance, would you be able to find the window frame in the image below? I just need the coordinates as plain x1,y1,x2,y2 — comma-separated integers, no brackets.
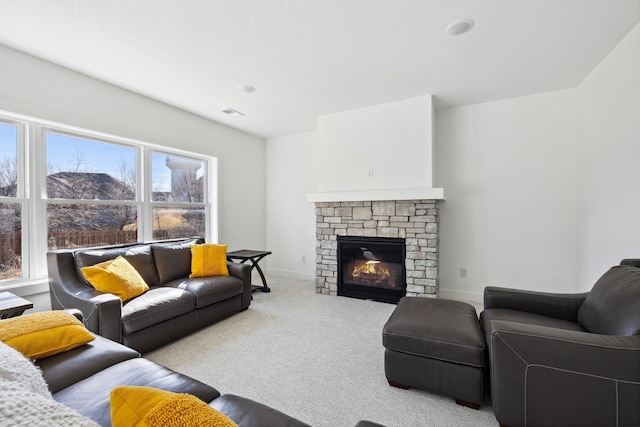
147,149,209,240
0,118,29,281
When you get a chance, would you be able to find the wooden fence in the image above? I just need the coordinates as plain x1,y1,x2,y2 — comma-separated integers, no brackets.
0,233,21,267
47,230,142,249
0,230,170,266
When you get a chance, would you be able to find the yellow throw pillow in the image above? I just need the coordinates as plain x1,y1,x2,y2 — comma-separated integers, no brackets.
110,386,238,427
0,311,94,359
189,244,229,278
81,256,149,302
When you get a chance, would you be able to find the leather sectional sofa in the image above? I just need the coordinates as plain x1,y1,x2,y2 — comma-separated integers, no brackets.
26,329,311,426
47,237,252,353
0,317,382,426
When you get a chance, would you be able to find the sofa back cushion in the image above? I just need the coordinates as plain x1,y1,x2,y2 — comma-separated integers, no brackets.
74,244,160,288
578,265,640,336
152,237,204,284
620,258,640,268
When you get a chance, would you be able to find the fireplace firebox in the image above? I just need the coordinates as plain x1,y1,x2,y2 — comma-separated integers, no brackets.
337,236,406,304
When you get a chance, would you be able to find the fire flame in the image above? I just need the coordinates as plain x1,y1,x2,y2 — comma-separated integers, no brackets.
352,260,390,278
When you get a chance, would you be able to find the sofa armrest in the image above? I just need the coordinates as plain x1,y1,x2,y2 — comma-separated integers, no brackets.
483,286,587,322
227,261,252,310
489,320,640,427
47,250,123,343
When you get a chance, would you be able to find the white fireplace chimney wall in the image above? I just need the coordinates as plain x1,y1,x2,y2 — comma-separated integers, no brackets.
316,95,438,194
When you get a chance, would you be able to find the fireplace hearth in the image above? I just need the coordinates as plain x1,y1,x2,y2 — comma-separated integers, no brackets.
338,236,406,303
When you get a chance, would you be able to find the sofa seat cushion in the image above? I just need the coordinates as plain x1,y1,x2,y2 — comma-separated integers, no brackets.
37,334,140,394
52,358,220,427
481,308,586,345
164,275,244,309
122,288,195,336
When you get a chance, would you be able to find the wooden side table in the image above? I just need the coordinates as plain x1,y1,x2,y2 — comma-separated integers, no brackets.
226,250,272,292
0,292,34,319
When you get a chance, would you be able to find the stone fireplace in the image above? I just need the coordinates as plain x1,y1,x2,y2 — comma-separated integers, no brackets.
314,199,439,300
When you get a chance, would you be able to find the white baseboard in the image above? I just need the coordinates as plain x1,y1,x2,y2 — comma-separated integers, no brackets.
438,288,483,305
263,268,315,282
261,270,484,303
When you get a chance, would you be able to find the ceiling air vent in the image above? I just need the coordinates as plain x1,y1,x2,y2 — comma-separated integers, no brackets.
222,108,245,117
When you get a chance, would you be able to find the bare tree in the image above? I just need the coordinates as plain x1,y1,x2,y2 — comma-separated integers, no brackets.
171,173,203,203
0,156,17,197
47,147,93,232
154,209,164,237
111,157,137,231
47,149,122,234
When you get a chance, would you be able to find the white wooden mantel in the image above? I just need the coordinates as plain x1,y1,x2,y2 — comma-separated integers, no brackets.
306,188,444,203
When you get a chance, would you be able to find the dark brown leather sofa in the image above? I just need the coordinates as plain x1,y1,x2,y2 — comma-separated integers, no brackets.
35,331,311,427
480,259,640,427
47,237,252,353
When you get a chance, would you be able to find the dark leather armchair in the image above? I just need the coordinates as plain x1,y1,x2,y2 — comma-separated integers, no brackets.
480,260,640,427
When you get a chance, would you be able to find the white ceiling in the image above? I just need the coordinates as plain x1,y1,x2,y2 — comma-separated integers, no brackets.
0,0,638,139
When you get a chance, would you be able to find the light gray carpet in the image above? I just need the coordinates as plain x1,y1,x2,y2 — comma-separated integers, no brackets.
146,276,499,427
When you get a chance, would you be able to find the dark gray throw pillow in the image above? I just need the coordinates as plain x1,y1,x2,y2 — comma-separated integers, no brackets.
152,238,202,284
577,265,640,336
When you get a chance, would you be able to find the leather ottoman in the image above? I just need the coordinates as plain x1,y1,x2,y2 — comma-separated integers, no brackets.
382,297,485,409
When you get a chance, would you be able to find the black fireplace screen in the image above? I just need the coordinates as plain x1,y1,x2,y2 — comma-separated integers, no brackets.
337,236,406,303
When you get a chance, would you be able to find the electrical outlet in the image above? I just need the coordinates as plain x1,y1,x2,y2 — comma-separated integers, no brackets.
302,256,306,263
460,267,467,278
367,168,374,178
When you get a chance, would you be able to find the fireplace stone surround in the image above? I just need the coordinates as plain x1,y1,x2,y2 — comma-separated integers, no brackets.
315,199,439,299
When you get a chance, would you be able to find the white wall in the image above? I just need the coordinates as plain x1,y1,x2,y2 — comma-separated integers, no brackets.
265,24,639,297
436,22,640,301
436,89,580,300
264,131,318,279
317,95,433,192
0,44,266,303
576,23,640,286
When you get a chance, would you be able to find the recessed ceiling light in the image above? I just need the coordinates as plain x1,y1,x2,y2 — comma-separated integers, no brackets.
237,84,255,93
222,108,245,117
446,19,474,36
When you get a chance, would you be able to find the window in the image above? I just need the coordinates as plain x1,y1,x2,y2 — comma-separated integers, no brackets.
0,111,216,286
45,131,140,248
150,151,206,239
0,121,24,281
